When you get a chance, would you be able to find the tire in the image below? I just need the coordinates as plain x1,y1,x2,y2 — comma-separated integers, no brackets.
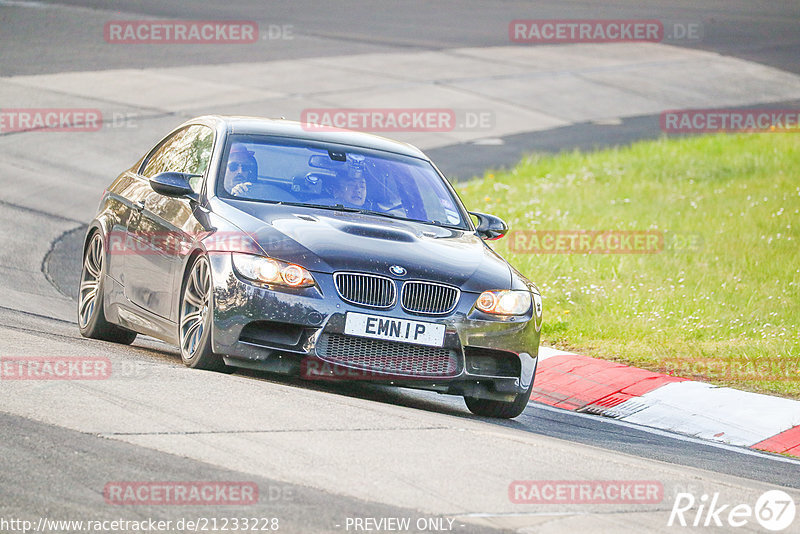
78,231,138,345
178,255,233,373
464,382,533,419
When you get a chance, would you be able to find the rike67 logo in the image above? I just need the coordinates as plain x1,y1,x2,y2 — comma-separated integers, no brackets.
668,490,796,531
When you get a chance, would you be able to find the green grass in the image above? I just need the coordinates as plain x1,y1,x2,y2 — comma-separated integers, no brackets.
455,133,800,397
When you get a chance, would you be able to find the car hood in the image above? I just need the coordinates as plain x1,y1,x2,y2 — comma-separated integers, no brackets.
212,200,512,292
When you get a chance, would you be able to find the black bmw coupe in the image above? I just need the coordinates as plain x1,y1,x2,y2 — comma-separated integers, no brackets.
78,116,542,418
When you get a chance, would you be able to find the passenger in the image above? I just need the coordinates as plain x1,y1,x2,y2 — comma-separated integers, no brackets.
331,161,368,208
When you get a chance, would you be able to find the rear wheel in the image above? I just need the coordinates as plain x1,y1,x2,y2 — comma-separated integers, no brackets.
77,232,137,344
464,383,533,419
179,255,232,373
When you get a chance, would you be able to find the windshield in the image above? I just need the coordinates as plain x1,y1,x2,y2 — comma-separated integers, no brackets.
216,135,469,229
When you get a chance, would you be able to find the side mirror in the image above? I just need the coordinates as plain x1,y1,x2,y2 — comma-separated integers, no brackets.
149,172,199,200
471,211,508,240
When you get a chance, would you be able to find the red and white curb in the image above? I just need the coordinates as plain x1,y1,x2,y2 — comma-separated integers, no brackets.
534,347,800,457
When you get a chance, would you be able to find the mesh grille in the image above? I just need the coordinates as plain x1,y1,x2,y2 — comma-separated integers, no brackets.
334,272,396,308
316,333,459,377
401,281,459,314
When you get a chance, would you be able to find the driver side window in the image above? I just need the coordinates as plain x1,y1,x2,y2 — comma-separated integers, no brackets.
141,125,214,193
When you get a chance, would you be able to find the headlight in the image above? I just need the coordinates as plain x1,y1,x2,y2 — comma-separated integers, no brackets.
475,290,532,316
232,253,315,288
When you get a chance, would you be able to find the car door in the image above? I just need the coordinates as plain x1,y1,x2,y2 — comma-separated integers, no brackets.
124,124,215,320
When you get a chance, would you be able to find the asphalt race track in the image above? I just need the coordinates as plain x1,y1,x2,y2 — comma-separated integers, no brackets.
1,2,799,533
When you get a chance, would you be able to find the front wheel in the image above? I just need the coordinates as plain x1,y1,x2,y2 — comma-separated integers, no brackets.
464,383,533,419
179,255,232,373
78,231,137,344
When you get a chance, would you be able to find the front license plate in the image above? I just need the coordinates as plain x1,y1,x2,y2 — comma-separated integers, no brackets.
344,312,445,347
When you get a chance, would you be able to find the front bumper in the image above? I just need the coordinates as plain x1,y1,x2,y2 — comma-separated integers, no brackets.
207,253,541,400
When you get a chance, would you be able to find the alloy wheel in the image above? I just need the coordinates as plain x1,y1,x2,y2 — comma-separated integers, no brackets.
180,256,211,359
78,233,103,328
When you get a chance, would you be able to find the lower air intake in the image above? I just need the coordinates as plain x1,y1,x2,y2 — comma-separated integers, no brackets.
316,333,459,377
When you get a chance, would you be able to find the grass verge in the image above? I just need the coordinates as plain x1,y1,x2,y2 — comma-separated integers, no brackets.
455,133,800,398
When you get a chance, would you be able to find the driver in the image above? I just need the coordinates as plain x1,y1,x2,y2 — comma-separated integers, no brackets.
224,144,258,196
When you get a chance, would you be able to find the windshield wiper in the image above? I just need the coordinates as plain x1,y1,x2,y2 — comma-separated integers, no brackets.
274,202,465,230
351,208,399,219
277,201,361,213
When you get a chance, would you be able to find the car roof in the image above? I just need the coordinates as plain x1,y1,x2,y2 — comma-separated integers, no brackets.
183,115,429,160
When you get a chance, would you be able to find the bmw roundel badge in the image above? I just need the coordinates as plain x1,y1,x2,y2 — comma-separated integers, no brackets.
389,265,407,276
